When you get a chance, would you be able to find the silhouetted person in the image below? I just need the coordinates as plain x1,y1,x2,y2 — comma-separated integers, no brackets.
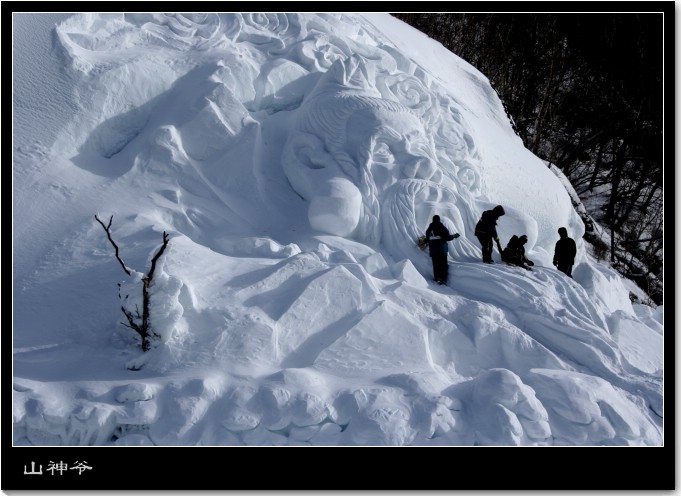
503,234,534,270
426,215,459,285
474,205,505,263
553,227,577,277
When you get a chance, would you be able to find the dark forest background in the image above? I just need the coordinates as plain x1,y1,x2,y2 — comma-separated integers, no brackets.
391,13,664,305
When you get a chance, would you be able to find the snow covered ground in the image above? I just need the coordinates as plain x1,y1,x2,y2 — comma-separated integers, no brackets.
10,12,666,491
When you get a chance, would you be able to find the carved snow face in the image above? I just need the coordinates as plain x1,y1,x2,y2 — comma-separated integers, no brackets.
346,107,442,194
282,57,478,261
283,94,469,260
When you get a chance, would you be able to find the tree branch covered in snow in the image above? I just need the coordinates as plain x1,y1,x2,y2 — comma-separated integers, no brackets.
95,214,169,352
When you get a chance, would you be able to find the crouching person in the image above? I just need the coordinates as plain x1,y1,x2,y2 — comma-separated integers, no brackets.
503,235,534,270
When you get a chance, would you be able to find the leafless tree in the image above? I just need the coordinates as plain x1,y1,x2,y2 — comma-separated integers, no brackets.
95,214,169,351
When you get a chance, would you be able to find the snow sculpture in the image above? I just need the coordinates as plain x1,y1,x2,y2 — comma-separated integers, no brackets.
282,55,483,263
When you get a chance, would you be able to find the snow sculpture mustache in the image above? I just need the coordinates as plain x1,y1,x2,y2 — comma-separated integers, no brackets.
282,55,482,263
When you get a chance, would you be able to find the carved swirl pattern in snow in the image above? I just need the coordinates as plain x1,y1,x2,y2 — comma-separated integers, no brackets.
376,72,440,126
225,13,303,52
295,36,350,72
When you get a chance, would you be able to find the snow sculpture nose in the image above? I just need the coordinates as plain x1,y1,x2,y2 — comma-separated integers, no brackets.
403,154,440,182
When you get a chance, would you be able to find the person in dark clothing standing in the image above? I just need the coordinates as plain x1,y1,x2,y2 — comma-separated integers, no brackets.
503,234,534,270
553,227,577,277
474,205,505,263
426,215,459,285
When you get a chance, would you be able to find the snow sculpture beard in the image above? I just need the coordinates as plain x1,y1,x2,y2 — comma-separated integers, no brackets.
380,179,479,263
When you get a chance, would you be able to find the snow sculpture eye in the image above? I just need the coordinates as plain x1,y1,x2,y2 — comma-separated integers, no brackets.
407,138,431,159
372,142,395,164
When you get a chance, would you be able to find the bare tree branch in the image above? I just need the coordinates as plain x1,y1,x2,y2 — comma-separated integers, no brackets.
139,231,170,351
120,306,141,333
144,231,169,286
99,217,171,353
95,214,131,276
